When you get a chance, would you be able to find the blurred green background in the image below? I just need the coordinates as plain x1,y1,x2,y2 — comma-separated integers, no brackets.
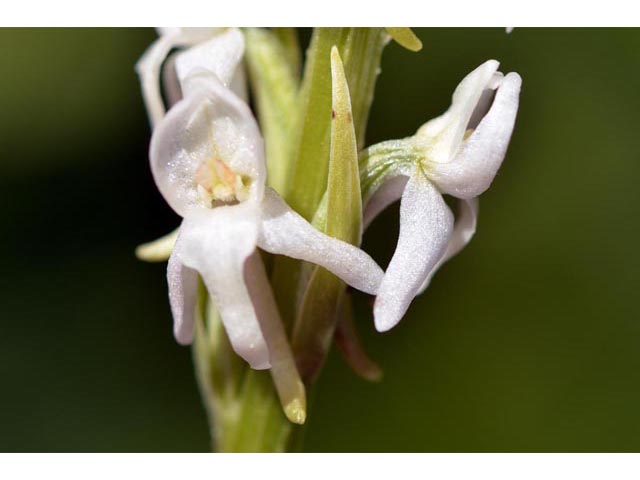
1,28,639,452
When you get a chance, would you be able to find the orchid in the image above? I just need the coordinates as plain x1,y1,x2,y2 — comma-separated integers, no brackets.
360,60,522,332
135,28,247,261
152,70,383,368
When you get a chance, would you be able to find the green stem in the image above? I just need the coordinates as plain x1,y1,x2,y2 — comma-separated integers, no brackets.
192,287,300,452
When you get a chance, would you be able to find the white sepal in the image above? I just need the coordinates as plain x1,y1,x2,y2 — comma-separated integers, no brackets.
259,188,384,295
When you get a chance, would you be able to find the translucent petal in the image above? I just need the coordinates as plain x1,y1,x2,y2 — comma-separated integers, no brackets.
177,205,270,370
428,72,522,199
258,188,383,295
373,172,454,332
417,197,478,294
175,28,245,96
167,231,199,345
149,73,266,217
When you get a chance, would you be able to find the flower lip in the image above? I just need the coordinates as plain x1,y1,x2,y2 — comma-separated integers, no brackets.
150,71,265,218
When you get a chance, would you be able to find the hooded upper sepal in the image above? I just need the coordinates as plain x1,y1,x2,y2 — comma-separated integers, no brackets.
149,71,266,219
174,28,245,97
426,68,522,199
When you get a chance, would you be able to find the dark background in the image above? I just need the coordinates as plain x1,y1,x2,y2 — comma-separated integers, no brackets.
1,28,639,452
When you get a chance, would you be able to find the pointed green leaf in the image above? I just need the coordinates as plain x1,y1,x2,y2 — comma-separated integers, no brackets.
326,46,362,244
291,47,363,382
272,28,387,329
285,28,387,221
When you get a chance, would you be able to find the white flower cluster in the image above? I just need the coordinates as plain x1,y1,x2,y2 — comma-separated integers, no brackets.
137,27,521,373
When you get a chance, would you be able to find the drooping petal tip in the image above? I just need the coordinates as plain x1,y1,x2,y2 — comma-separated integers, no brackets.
373,172,454,332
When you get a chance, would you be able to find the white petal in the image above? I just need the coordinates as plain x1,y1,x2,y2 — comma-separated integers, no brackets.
373,171,454,332
177,205,270,370
150,72,266,217
175,28,245,96
363,174,409,229
417,197,478,293
258,188,383,295
135,34,178,127
428,72,522,199
417,60,500,163
167,230,199,345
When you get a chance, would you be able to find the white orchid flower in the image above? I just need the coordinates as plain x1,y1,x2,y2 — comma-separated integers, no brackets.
136,28,248,263
151,69,384,370
361,60,522,332
136,27,247,127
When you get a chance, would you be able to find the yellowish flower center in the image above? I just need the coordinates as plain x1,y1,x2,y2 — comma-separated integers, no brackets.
195,157,251,207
